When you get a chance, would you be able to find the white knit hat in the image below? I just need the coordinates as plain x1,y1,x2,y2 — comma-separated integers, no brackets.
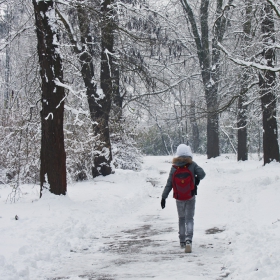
175,144,193,158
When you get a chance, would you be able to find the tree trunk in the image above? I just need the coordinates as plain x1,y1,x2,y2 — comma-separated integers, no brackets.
205,89,219,158
4,6,11,109
92,0,114,177
190,98,200,153
57,2,114,178
180,0,232,158
33,0,66,196
200,0,220,158
112,55,123,121
74,3,113,177
259,2,279,165
237,0,253,161
237,68,249,161
237,90,248,161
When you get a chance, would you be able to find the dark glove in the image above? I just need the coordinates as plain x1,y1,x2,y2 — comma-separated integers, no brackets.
195,176,200,186
161,198,166,209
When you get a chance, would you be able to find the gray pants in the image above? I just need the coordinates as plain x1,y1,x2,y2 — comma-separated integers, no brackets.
176,197,196,242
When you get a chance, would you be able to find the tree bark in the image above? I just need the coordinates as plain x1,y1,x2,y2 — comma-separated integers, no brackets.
112,61,122,121
33,0,66,196
237,0,253,161
205,89,219,158
190,98,200,153
237,89,248,161
90,0,115,177
259,2,279,164
111,18,122,123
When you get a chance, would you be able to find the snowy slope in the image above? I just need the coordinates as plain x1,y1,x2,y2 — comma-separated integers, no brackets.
0,155,280,279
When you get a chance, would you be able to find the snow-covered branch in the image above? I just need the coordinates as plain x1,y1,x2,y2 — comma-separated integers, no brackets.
218,43,280,72
267,0,280,18
220,126,237,154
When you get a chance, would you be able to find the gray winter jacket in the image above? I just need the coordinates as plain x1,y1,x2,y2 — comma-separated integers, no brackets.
161,156,206,199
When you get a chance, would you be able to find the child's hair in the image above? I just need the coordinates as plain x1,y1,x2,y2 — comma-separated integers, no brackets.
172,156,192,165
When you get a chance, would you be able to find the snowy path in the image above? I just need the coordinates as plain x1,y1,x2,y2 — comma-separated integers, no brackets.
45,156,231,280
48,200,229,280
55,210,229,280
1,155,280,280
91,214,229,280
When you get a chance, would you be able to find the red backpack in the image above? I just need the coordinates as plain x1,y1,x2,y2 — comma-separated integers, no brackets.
172,165,195,200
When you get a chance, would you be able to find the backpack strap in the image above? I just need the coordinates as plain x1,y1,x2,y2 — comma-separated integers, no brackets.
172,165,178,199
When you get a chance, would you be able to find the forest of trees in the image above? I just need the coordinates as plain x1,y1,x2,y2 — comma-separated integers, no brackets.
0,0,279,197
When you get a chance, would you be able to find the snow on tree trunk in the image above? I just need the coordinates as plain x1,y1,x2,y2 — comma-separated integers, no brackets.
89,0,115,177
74,2,113,178
33,0,67,196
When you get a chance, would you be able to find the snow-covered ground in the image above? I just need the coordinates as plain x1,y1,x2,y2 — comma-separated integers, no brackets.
0,154,280,280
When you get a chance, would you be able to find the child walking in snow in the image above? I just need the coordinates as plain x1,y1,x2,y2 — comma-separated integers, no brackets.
161,144,206,253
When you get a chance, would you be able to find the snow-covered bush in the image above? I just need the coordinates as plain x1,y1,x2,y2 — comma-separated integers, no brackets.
110,114,143,171
0,108,41,185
